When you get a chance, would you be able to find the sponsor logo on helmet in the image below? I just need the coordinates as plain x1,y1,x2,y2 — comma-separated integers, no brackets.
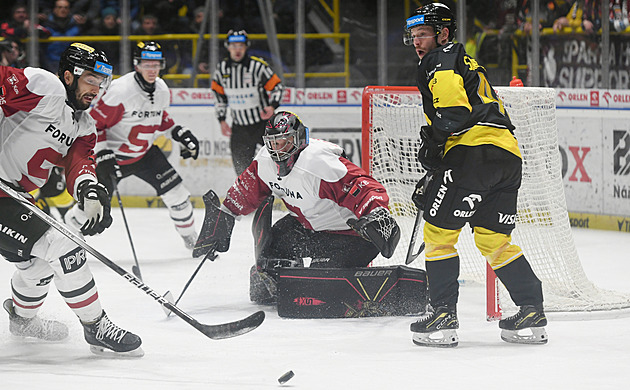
406,15,425,28
141,51,163,60
71,42,95,53
228,35,247,43
94,61,113,76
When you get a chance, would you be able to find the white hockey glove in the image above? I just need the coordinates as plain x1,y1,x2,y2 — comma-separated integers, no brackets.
76,181,112,236
347,207,401,258
171,125,199,160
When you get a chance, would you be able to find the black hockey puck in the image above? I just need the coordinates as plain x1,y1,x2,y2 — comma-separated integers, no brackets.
278,370,295,384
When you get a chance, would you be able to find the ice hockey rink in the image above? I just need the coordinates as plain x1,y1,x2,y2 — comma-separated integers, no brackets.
1,207,629,389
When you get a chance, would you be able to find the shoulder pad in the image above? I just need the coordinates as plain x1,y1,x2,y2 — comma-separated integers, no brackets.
250,56,270,66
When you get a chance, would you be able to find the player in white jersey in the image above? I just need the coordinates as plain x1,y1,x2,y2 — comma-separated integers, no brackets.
0,43,142,356
194,111,401,304
87,41,200,250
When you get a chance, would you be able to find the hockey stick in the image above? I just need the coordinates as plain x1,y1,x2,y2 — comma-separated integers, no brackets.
405,210,426,265
0,181,265,340
163,249,218,317
111,176,142,281
405,173,432,265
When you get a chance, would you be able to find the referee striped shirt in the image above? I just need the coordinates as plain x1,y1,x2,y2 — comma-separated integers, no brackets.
211,55,284,126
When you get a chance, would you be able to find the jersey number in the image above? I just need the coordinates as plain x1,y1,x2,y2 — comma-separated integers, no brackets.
119,125,160,154
477,73,506,115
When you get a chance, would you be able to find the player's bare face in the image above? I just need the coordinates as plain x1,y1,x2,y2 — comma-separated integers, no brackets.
227,43,247,62
136,60,161,83
411,26,438,60
75,71,105,110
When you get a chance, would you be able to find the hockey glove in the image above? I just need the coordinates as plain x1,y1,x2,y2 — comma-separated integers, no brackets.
412,173,433,211
76,181,112,236
347,207,401,258
417,125,448,171
95,150,122,192
193,189,235,257
171,125,199,160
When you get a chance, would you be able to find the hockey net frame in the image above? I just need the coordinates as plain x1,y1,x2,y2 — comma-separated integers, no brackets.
361,85,630,320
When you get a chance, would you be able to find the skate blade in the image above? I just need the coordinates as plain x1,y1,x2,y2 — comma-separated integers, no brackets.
89,345,145,358
412,329,459,348
500,327,548,345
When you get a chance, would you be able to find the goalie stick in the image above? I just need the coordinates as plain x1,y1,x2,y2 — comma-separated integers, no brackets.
111,175,142,281
0,180,265,340
163,249,218,317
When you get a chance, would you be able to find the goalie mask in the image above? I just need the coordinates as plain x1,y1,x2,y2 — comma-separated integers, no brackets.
403,2,457,46
263,111,309,177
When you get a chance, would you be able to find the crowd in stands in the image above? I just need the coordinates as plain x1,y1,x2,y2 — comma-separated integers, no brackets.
1,0,629,84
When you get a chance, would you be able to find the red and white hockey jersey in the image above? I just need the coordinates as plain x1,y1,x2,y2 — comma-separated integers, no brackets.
89,72,175,164
224,139,390,233
0,66,97,198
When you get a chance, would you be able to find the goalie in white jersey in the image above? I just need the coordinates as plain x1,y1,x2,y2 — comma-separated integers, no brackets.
0,43,142,356
87,41,200,250
194,111,401,304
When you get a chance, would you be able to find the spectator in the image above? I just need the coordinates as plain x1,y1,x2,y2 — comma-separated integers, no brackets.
582,0,630,34
516,0,573,34
42,0,85,72
141,0,188,33
1,2,50,40
99,0,140,28
133,14,178,73
87,7,121,70
0,38,23,67
70,0,102,33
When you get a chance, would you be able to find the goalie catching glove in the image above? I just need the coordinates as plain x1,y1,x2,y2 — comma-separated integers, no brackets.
76,181,112,236
192,189,235,258
417,125,448,171
171,125,199,160
347,207,401,258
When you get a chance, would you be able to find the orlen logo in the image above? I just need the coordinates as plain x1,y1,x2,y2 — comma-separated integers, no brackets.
590,90,599,107
351,90,361,101
603,91,612,105
337,90,347,103
294,297,326,306
296,89,305,103
282,88,292,104
557,91,567,102
177,90,189,100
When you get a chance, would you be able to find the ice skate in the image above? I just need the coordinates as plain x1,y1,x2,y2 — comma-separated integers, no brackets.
3,298,69,341
182,232,198,250
499,305,548,345
82,311,144,357
410,305,459,348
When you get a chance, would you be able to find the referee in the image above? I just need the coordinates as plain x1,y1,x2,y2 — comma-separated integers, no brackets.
211,29,285,175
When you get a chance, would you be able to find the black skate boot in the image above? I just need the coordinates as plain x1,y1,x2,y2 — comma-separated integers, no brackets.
82,311,144,357
410,305,459,348
499,305,548,345
3,298,69,341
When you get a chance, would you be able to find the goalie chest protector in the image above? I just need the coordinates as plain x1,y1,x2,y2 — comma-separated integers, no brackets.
277,265,427,318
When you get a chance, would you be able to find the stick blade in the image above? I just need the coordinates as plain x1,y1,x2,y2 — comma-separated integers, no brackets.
198,310,266,340
162,291,175,316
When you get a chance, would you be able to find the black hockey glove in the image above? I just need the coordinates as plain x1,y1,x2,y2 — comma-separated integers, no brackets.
171,125,199,160
417,125,448,171
412,173,433,211
193,189,235,258
95,150,122,192
347,206,401,258
76,181,112,236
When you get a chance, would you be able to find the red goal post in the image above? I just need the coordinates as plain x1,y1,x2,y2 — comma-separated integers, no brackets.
361,85,630,319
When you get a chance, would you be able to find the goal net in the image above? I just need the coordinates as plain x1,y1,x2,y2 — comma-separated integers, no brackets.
362,85,630,319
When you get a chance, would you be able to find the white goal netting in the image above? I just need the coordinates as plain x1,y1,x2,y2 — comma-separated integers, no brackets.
362,86,630,316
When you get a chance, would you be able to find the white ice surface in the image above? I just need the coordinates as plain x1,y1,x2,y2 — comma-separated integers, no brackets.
1,208,629,389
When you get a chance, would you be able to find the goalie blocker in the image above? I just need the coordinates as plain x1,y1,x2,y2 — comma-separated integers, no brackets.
277,265,427,318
